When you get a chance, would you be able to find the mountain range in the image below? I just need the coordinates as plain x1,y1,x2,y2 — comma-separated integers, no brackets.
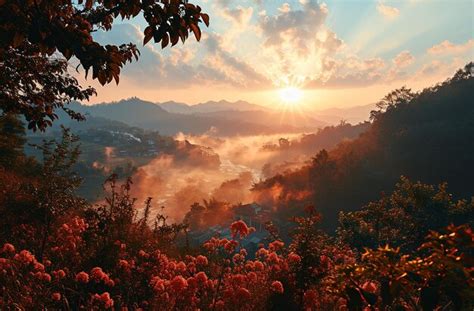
158,100,268,114
66,98,327,136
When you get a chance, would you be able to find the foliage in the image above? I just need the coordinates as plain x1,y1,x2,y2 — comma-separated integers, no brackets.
0,0,209,130
0,140,472,309
338,176,473,252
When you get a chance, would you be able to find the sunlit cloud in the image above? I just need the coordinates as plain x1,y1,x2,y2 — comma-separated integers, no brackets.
428,39,474,55
376,2,400,19
85,0,473,108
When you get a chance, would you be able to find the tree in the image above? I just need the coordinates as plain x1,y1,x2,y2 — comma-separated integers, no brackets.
0,0,209,130
337,177,474,252
0,113,26,167
370,86,416,121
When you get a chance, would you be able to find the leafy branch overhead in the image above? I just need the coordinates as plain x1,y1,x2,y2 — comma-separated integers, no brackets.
0,0,209,131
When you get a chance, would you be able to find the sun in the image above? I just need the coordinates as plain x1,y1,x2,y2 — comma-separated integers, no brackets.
279,87,303,104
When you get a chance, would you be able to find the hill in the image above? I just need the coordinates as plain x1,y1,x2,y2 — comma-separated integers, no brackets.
69,98,323,136
159,100,268,114
253,63,474,230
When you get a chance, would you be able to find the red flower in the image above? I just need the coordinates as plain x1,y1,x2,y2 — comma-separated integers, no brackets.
271,281,284,294
170,275,188,291
2,243,15,254
51,292,61,301
230,220,251,238
75,271,89,283
288,252,302,264
91,267,109,283
269,240,285,251
195,271,208,283
94,292,114,309
196,255,208,266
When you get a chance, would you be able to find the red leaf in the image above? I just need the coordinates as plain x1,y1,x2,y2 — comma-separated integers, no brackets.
190,24,201,41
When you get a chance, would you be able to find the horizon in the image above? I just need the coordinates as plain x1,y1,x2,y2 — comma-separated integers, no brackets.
76,0,473,110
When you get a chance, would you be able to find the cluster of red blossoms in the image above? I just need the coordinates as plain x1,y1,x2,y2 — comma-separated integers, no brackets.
0,219,303,309
1,207,471,310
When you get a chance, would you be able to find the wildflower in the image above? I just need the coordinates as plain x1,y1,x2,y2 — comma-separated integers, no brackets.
118,259,129,269
2,243,15,254
196,271,208,283
170,275,188,291
196,255,208,266
91,267,110,283
53,269,66,279
75,271,89,283
176,261,186,272
254,261,264,271
13,250,36,265
271,281,284,294
288,252,302,264
94,292,114,309
230,220,250,238
151,276,165,292
224,240,238,253
248,271,257,282
51,292,61,301
269,240,285,251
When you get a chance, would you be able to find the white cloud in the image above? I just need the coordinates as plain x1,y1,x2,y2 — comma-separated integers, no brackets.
377,2,400,18
427,39,474,55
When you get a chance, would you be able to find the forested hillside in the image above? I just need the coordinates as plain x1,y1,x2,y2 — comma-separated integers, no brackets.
253,63,474,230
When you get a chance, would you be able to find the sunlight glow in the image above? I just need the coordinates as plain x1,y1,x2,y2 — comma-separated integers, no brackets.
279,87,303,104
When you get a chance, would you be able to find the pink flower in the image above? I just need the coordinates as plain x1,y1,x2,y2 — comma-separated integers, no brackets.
271,281,284,294
51,292,61,301
75,271,89,283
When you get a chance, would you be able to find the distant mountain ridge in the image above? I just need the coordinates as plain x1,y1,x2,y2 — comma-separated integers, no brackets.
68,98,323,136
158,100,268,114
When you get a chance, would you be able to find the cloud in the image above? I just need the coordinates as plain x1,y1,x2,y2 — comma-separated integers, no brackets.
305,57,386,89
92,23,270,90
220,5,254,26
393,51,415,68
427,39,474,55
377,2,400,18
255,0,344,86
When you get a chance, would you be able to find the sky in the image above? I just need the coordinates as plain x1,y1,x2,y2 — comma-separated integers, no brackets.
80,0,474,110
